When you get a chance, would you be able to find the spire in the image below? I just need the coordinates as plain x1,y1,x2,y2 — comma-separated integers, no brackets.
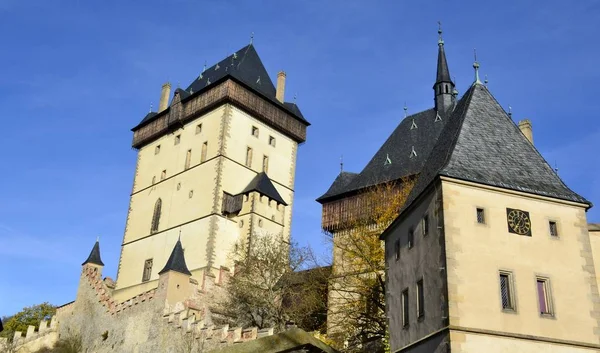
159,238,191,276
340,155,344,173
473,48,481,84
82,240,104,266
433,21,455,113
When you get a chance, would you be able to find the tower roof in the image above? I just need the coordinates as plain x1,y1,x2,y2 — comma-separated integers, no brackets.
82,240,104,266
241,172,287,205
436,42,452,84
316,171,358,202
159,238,192,276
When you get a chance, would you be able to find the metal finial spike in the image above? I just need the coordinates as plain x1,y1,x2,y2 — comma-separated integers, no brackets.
250,32,254,44
484,75,489,85
293,93,297,104
508,105,512,117
149,102,153,113
473,48,481,84
403,102,408,118
203,61,207,73
340,155,344,173
178,229,181,241
437,21,444,45
96,236,100,242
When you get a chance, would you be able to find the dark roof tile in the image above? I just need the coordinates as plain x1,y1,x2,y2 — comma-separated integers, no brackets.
159,238,192,276
241,172,287,205
82,241,104,266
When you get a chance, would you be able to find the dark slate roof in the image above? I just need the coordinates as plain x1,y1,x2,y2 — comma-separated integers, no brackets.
317,108,449,202
436,43,452,84
133,44,309,130
139,111,158,126
316,172,358,202
82,241,104,266
241,172,287,205
159,238,192,276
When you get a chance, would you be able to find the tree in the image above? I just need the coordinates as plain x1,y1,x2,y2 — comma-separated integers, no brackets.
0,302,56,340
326,178,415,352
222,231,329,333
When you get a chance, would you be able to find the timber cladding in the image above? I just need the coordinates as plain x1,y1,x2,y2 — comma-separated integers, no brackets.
132,79,307,148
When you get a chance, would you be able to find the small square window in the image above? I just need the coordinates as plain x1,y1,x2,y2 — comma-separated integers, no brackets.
394,239,400,261
408,228,414,249
536,278,553,315
417,279,424,318
402,288,409,327
174,135,181,145
422,214,429,236
252,126,259,138
195,124,202,134
155,145,161,155
477,208,485,224
269,136,276,147
549,221,558,237
499,272,515,311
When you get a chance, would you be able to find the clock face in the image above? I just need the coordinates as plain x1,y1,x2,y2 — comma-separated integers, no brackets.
506,208,532,236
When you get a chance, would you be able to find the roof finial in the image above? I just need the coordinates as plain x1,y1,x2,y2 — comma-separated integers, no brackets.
250,32,254,45
437,21,444,45
178,229,181,241
554,160,559,175
293,93,297,104
473,48,481,84
404,102,408,118
340,155,344,173
96,235,100,242
203,61,207,73
508,105,512,118
149,102,153,113
484,74,489,86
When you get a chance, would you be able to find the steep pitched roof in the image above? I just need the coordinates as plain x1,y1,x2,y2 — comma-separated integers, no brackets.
159,238,192,276
400,83,589,220
241,172,287,205
436,43,452,84
316,172,358,202
82,240,104,266
317,108,448,202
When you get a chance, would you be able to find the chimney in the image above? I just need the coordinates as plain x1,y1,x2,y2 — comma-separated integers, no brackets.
159,82,171,112
276,71,286,103
518,119,534,145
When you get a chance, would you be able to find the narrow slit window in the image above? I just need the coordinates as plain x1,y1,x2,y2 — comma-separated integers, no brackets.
408,228,414,249
537,278,553,315
155,145,161,155
252,126,259,138
549,221,558,237
423,214,429,236
174,134,181,145
477,208,485,224
269,136,276,147
195,123,202,134
201,142,208,163
150,199,162,233
500,272,515,311
161,170,166,180
417,279,424,318
402,288,409,327
394,239,400,261
246,147,253,167
142,259,153,282
184,149,192,170
263,155,269,173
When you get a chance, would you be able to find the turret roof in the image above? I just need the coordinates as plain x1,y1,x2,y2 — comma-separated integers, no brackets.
82,240,104,266
159,238,191,276
241,172,287,206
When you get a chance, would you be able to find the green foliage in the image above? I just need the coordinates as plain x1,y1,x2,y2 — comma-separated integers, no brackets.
35,335,82,353
0,302,56,339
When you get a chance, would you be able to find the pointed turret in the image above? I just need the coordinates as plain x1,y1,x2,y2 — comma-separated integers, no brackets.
82,240,104,266
159,238,191,276
433,22,456,114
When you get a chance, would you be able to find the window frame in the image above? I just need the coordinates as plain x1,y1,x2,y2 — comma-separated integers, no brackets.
499,270,517,312
252,126,259,138
549,221,559,237
416,278,424,319
155,145,161,155
174,134,181,145
246,147,253,167
476,207,486,224
394,239,400,261
401,288,409,328
184,149,192,170
269,135,276,147
536,277,554,317
422,214,429,236
201,141,208,163
142,258,153,282
408,228,414,249
263,155,269,173
195,123,202,135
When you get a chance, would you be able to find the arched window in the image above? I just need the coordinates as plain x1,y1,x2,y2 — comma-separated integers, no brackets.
151,198,162,233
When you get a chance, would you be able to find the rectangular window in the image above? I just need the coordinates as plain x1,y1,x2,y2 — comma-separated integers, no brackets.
155,145,161,155
195,123,202,134
408,228,414,249
549,221,558,237
184,149,192,170
263,155,269,173
246,147,253,167
252,126,259,138
477,208,485,224
174,134,181,145
417,279,424,318
499,272,515,311
537,278,553,315
423,214,429,236
394,239,400,261
269,136,276,147
402,288,409,327
201,142,208,163
142,259,153,282
161,170,166,180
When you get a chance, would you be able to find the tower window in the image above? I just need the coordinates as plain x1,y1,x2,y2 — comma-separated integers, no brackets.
174,135,181,145
263,155,269,173
408,228,414,249
394,239,400,261
246,147,253,167
161,170,166,180
499,271,515,311
150,199,162,233
269,136,276,147
417,279,424,318
152,176,156,185
445,85,449,94
184,149,192,170
402,288,409,328
195,123,202,135
155,145,161,155
536,278,553,315
142,259,153,282
252,126,259,138
422,214,429,236
201,142,208,163
549,221,558,237
476,208,485,224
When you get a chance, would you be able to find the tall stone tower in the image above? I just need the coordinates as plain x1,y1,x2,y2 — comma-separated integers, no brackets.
113,44,309,301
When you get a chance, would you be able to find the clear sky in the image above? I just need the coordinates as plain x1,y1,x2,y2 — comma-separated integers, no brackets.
1,0,598,317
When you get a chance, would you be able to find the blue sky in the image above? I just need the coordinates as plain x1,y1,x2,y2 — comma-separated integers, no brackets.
1,0,598,316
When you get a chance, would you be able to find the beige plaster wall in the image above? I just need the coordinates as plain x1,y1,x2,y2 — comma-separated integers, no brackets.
589,228,600,291
442,178,599,346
